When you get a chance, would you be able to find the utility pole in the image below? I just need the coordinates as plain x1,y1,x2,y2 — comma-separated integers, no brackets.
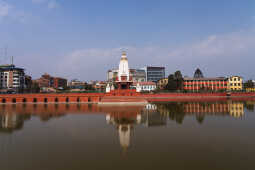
11,56,14,65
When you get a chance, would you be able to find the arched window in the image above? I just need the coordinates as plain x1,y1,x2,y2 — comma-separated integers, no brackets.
12,98,16,103
66,97,69,103
44,98,48,103
33,98,37,103
55,98,58,103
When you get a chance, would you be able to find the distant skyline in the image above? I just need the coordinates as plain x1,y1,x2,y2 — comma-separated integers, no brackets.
0,0,255,81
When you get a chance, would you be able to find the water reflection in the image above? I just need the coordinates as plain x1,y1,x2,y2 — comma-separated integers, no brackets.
0,101,254,170
0,101,253,146
0,101,252,132
157,101,248,124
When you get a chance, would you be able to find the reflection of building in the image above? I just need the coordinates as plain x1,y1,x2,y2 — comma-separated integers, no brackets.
156,102,245,124
229,102,244,118
184,102,244,118
141,104,167,127
184,102,230,115
228,76,243,91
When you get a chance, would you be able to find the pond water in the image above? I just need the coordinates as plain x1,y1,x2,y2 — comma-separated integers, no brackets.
0,101,254,170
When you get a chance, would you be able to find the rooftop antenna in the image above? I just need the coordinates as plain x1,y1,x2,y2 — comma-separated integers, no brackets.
11,56,13,65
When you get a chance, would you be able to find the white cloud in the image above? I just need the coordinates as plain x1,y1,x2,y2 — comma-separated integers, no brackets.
32,0,46,4
0,0,11,19
167,30,255,59
55,29,255,80
0,0,28,23
32,0,59,9
48,0,58,9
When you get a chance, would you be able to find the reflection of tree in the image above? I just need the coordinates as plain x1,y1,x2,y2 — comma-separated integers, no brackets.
196,115,205,124
157,103,185,124
39,113,65,122
244,102,254,111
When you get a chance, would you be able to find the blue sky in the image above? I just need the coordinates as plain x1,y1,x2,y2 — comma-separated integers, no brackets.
0,0,255,81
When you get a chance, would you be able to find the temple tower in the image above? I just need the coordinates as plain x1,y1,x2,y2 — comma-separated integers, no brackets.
116,52,132,89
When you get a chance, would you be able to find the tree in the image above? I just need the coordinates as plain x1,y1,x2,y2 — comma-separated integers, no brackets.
31,82,40,93
244,80,254,88
165,74,177,91
174,70,183,90
165,71,184,91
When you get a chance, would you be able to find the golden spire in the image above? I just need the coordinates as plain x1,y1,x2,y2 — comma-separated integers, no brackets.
122,51,127,56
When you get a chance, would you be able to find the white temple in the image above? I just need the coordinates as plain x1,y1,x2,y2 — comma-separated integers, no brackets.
116,52,132,89
118,52,130,82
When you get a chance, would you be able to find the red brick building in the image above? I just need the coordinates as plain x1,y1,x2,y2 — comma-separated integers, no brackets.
36,73,67,89
183,77,228,92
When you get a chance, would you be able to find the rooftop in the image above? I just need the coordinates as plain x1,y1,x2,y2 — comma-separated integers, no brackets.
184,77,227,81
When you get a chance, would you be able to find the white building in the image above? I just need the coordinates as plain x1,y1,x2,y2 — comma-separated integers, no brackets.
133,82,156,92
0,65,26,90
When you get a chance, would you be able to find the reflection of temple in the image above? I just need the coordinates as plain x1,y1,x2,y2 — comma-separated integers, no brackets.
105,104,169,152
106,106,143,152
0,113,30,133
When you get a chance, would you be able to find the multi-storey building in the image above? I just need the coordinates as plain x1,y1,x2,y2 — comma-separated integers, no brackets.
183,77,228,91
142,66,165,82
93,81,106,91
228,76,243,91
68,79,87,89
107,68,146,83
53,77,67,89
107,69,119,82
129,69,146,82
0,65,26,90
133,81,156,92
36,73,67,89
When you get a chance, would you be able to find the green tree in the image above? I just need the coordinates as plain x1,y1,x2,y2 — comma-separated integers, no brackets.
174,70,183,90
165,70,183,91
31,82,40,93
244,80,254,88
166,74,177,91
